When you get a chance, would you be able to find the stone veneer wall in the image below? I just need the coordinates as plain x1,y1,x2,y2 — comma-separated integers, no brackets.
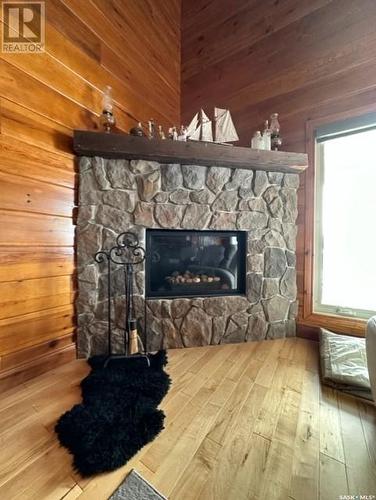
77,156,299,357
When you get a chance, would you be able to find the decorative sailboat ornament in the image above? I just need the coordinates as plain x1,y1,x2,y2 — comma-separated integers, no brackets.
186,109,213,142
214,107,239,143
186,107,239,144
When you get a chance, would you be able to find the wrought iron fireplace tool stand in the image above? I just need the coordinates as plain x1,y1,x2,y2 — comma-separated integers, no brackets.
94,231,150,368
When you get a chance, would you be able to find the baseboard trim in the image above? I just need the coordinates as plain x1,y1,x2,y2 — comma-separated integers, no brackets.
297,323,319,341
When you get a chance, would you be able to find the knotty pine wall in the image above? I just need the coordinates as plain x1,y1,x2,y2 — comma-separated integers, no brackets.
182,0,376,332
0,0,180,390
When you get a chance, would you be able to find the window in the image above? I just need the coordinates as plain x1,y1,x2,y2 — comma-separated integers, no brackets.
314,120,376,320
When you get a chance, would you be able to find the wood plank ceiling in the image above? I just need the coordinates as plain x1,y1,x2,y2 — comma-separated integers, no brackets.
0,0,181,390
181,0,376,331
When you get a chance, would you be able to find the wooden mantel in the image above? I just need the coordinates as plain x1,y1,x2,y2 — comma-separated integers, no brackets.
73,130,308,174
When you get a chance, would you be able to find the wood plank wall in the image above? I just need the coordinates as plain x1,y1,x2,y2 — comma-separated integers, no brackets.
0,0,181,391
182,0,376,333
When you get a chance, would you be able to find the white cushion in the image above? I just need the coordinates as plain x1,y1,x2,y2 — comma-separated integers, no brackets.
320,328,370,390
366,316,376,401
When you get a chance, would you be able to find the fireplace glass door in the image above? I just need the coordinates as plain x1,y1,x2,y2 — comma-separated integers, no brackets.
145,229,246,298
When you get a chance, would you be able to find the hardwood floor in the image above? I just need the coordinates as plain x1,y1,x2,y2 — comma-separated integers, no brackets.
0,338,375,500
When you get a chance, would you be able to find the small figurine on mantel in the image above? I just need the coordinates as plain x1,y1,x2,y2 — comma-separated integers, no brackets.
158,125,166,140
148,119,156,139
168,126,178,140
129,122,145,137
129,120,168,140
177,125,188,141
100,85,116,133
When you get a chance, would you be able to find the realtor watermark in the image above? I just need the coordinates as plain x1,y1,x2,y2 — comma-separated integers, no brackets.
339,495,376,500
1,1,45,53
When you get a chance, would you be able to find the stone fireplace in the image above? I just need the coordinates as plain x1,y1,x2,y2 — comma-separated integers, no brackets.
76,151,300,357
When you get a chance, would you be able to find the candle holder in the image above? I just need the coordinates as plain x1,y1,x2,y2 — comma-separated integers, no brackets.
270,113,282,151
100,85,116,133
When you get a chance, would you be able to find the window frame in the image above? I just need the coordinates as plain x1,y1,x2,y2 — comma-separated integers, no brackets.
301,106,376,337
313,138,376,320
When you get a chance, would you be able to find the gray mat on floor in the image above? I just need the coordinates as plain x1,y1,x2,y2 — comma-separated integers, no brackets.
108,469,167,500
319,328,373,401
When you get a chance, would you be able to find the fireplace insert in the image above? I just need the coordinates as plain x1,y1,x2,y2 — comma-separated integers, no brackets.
145,229,246,298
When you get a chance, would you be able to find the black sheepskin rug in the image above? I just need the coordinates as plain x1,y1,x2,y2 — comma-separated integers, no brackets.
55,350,170,477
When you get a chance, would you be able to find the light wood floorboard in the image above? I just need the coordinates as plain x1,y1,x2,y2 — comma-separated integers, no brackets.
0,338,375,500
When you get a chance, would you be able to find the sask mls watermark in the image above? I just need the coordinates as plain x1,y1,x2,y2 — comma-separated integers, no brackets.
2,1,45,53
